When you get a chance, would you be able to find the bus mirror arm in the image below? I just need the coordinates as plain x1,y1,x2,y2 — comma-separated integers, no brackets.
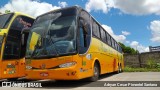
21,28,30,45
21,28,30,34
79,16,86,26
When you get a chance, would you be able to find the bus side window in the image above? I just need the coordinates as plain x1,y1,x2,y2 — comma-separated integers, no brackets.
78,18,91,54
78,10,91,54
79,19,87,54
79,27,86,47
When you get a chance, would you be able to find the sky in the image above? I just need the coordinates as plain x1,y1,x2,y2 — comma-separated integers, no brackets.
0,0,160,53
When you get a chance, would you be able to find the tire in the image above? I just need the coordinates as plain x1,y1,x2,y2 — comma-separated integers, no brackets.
119,65,122,73
116,64,122,74
7,78,18,81
88,63,100,82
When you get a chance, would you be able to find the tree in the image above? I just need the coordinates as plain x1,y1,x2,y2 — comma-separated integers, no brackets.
118,42,139,54
5,10,10,14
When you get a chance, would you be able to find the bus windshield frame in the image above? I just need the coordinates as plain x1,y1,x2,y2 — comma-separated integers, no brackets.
0,35,4,51
0,13,13,29
26,8,78,59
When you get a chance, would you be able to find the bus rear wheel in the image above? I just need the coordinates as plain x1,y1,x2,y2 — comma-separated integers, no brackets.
119,64,122,73
89,63,100,82
116,64,122,74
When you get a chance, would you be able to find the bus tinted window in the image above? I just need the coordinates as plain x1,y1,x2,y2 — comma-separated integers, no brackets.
3,36,20,59
100,28,106,42
108,35,111,46
115,42,118,50
80,10,91,35
9,16,34,38
92,20,100,38
111,38,114,48
3,16,34,60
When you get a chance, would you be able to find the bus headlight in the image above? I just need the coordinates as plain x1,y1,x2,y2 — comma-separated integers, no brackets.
59,62,76,68
26,65,32,69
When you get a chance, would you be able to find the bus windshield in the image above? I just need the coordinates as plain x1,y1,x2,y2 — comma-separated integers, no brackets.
26,9,77,59
0,13,13,29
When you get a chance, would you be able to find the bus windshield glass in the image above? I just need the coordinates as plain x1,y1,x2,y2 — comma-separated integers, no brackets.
0,13,13,29
26,8,77,59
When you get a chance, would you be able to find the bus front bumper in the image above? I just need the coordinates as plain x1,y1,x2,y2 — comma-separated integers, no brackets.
25,68,80,80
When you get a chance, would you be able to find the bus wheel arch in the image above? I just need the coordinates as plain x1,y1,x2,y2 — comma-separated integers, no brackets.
89,59,101,82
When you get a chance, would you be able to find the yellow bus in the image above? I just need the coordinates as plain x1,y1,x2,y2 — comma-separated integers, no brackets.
0,12,34,80
25,6,124,81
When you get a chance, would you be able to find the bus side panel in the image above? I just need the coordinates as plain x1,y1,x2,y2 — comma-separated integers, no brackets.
89,37,121,75
0,61,1,79
121,55,125,70
18,58,25,77
72,54,93,79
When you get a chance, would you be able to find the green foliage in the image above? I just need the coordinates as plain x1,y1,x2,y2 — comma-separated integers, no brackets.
118,42,139,54
146,58,157,68
124,66,160,72
5,10,10,14
156,63,160,68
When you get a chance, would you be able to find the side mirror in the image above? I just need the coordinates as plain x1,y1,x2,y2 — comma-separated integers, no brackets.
21,28,30,45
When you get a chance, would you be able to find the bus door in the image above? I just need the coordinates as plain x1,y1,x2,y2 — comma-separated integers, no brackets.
18,28,30,77
78,11,92,75
0,34,6,78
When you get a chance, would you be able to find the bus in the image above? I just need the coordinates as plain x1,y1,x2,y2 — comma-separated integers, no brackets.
0,12,34,80
25,6,124,81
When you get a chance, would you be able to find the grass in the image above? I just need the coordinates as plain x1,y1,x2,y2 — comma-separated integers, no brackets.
124,58,160,72
123,66,160,72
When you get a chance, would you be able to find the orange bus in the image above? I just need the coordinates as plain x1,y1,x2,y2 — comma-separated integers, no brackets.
25,6,124,81
0,12,34,80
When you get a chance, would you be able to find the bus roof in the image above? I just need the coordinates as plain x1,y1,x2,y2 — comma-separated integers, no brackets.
36,6,81,19
0,12,34,19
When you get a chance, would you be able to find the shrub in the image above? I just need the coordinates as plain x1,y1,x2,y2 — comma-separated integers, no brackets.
146,58,157,68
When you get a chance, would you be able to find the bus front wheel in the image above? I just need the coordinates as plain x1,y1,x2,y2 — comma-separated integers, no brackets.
89,63,100,82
